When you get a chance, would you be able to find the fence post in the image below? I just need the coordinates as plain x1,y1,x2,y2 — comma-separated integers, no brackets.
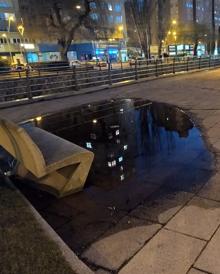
25,68,32,100
108,62,112,85
155,59,158,77
172,58,176,74
186,57,189,72
135,59,138,80
72,65,79,90
120,61,123,70
199,56,201,69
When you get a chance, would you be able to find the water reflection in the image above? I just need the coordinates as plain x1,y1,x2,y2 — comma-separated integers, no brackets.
15,98,213,254
27,98,197,190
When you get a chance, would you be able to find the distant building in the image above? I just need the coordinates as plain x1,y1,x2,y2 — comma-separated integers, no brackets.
167,0,220,56
126,0,220,58
18,0,128,63
0,0,38,64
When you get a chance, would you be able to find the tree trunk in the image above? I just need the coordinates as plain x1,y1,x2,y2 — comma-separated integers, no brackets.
194,41,198,56
211,0,216,55
193,0,198,56
158,40,163,57
218,26,220,54
58,39,70,61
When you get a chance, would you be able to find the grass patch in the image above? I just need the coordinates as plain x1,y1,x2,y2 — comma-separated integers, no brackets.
0,181,75,274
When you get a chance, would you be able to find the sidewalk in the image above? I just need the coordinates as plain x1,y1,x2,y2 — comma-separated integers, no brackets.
2,69,220,273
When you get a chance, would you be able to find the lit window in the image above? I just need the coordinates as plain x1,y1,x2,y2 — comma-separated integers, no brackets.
108,15,114,23
108,3,113,11
0,1,12,8
124,145,128,150
108,160,116,168
115,3,121,12
118,156,123,163
112,160,116,166
90,13,98,21
86,142,92,149
115,16,122,23
89,2,96,9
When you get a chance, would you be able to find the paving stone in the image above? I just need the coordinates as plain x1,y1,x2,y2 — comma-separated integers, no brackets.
165,196,220,240
130,189,193,224
211,140,220,153
207,126,220,139
201,115,220,129
198,172,220,202
82,216,161,271
188,268,207,274
119,229,205,274
194,226,220,274
95,269,111,274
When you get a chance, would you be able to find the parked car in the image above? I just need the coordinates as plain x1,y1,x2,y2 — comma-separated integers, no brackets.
129,57,147,66
11,63,33,72
11,63,26,72
87,60,107,68
70,60,94,70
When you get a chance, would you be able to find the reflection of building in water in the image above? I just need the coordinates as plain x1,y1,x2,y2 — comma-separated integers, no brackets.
150,103,193,138
28,98,195,189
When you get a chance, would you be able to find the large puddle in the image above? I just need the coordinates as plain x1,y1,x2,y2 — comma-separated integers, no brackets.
11,99,213,262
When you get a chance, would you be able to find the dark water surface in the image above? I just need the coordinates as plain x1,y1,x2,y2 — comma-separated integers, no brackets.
15,98,213,254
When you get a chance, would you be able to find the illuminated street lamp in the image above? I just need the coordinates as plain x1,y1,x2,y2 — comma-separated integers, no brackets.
8,15,14,32
2,33,13,64
17,25,24,36
118,25,124,32
76,5,81,9
17,25,28,64
172,19,177,25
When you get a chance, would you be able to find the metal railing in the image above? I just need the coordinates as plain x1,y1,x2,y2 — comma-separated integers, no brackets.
0,55,220,108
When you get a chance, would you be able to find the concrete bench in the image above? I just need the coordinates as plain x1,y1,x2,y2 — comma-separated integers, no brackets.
0,118,94,197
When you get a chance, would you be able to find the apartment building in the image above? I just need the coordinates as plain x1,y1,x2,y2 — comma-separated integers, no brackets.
168,0,220,55
0,0,38,63
18,0,128,62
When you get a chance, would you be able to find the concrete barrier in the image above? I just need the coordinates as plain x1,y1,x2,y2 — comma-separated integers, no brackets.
0,119,94,197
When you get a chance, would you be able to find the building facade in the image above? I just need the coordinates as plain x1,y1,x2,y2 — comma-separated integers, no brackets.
0,0,38,64
18,0,128,63
167,0,220,55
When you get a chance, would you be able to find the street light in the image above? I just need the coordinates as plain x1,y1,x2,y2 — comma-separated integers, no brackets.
172,19,177,25
76,5,81,9
2,33,13,64
17,24,27,64
118,25,124,32
8,15,14,32
17,25,24,36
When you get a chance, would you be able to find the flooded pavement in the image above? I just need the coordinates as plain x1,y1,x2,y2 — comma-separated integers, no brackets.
13,98,214,270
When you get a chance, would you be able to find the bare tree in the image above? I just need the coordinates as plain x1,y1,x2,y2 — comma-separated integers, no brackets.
157,0,169,56
193,0,199,56
126,0,156,58
46,1,92,61
211,0,216,55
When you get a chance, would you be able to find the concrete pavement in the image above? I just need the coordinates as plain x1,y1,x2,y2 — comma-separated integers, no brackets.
3,69,220,273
